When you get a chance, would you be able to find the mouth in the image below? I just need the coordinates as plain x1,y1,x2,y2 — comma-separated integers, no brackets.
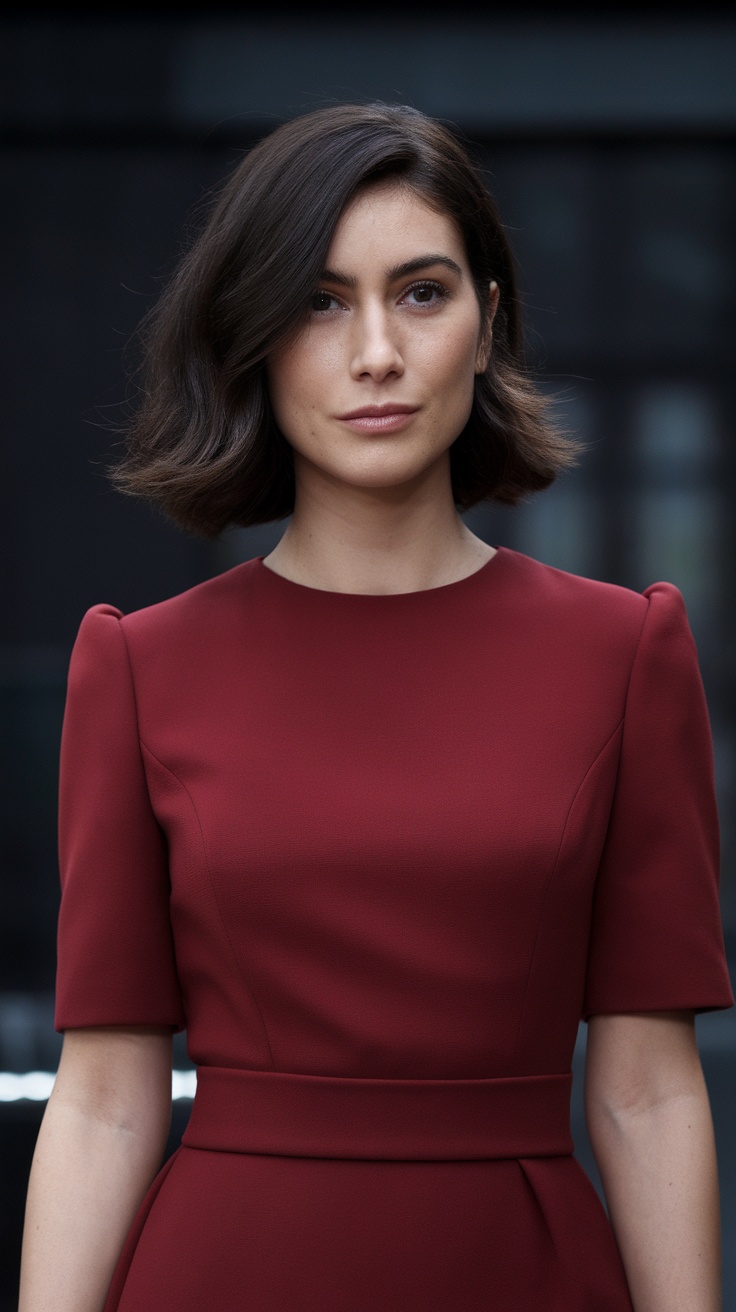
336,404,420,434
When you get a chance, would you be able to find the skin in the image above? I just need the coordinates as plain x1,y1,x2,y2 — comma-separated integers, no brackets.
585,1011,722,1311
19,1027,173,1311
18,182,723,1311
263,180,500,594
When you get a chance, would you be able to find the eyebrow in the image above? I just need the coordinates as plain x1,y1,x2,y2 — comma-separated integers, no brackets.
319,254,464,289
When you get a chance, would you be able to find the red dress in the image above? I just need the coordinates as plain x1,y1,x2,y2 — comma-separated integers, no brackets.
54,546,733,1310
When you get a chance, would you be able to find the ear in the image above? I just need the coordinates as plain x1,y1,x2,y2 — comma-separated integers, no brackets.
475,281,500,374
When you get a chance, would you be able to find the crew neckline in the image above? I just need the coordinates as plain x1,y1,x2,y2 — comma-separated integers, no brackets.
254,545,508,599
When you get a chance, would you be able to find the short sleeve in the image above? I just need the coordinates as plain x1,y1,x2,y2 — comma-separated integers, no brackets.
54,604,186,1032
582,581,734,1021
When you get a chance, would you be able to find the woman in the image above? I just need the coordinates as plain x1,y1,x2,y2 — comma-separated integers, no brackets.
19,102,733,1311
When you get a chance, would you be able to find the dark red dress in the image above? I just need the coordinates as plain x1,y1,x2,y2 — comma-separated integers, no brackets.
54,546,733,1310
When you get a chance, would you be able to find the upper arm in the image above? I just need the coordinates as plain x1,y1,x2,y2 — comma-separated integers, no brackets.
582,584,732,1023
55,605,185,1033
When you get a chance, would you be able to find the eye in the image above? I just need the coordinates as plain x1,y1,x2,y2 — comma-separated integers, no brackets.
310,290,342,314
402,280,449,308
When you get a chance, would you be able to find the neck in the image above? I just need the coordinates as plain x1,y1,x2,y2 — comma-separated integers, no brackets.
261,445,497,595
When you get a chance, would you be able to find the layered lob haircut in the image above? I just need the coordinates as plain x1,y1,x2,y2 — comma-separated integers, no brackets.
110,102,581,536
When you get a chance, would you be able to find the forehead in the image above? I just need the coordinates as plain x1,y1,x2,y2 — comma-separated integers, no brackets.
326,181,467,271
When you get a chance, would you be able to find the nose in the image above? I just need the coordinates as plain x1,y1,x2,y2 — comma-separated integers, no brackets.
349,303,404,383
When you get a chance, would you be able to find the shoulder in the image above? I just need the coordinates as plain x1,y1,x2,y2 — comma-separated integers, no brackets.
65,558,261,687
500,545,651,619
71,559,260,665
499,547,687,663
495,545,640,611
502,545,684,611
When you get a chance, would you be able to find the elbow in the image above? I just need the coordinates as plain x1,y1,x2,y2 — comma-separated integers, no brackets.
584,1069,711,1168
46,1080,172,1165
49,1028,174,1145
583,1010,707,1133
49,1080,169,1141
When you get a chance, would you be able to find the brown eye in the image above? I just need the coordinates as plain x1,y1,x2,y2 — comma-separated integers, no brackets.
404,281,448,307
311,291,336,313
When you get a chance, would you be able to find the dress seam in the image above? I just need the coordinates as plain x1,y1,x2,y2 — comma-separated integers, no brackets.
620,591,653,731
113,616,143,745
112,616,181,950
138,737,278,1072
513,716,624,1062
513,595,651,1062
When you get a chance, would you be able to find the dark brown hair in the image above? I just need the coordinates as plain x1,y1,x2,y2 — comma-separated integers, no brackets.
110,102,581,537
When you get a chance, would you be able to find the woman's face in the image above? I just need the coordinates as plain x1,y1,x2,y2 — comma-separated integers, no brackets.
266,181,499,498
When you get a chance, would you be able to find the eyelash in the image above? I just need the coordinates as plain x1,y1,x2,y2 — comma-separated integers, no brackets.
404,280,449,307
310,280,450,315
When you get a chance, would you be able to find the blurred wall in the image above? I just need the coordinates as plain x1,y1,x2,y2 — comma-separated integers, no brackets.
1,12,735,1311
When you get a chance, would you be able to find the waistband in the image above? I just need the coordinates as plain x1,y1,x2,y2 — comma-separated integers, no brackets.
181,1066,574,1161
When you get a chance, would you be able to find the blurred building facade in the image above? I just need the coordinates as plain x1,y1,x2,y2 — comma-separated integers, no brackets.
1,13,735,1310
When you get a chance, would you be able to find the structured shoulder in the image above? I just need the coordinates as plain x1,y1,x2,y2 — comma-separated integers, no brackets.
68,602,128,680
86,549,676,673
505,548,650,634
115,560,254,644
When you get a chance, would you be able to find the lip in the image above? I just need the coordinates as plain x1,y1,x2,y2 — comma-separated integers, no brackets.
337,403,420,434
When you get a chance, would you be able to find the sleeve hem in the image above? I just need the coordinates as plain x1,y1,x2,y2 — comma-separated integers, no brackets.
55,1016,186,1034
582,994,734,1023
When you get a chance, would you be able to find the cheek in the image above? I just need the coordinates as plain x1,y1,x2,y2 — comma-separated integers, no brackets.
419,314,480,393
267,333,337,428
267,350,310,433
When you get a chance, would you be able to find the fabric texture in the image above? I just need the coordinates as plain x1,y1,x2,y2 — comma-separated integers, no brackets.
54,545,733,1311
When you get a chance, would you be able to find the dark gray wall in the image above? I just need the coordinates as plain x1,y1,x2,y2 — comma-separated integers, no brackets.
2,14,735,1311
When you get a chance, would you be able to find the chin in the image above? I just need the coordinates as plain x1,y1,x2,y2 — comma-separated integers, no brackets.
331,443,448,484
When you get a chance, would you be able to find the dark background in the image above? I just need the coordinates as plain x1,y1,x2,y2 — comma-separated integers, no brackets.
2,7,735,1309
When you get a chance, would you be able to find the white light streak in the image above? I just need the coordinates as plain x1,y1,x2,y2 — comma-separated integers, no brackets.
0,1071,198,1102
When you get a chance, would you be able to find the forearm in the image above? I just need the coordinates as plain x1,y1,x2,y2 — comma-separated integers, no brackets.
19,1089,169,1312
588,1080,722,1312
